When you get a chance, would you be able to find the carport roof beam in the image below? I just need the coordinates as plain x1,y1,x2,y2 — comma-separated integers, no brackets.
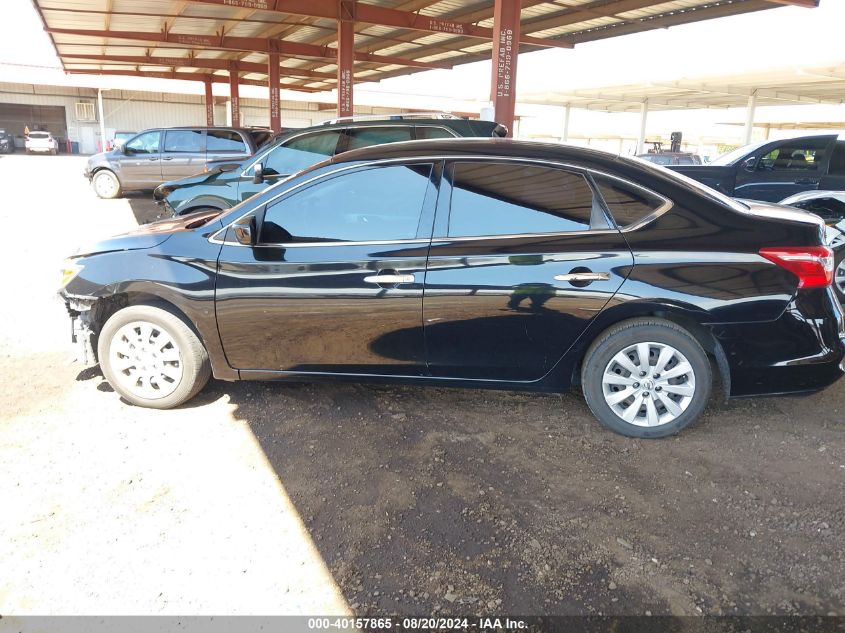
45,28,456,70
65,69,326,92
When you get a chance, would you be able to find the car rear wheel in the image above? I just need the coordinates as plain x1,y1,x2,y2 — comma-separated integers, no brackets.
581,318,712,438
98,304,211,409
93,170,121,199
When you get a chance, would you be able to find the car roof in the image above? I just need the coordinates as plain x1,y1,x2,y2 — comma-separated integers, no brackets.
329,137,621,168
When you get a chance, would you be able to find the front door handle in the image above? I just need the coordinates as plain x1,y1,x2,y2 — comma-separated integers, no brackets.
148,157,159,162
554,272,609,282
364,273,415,284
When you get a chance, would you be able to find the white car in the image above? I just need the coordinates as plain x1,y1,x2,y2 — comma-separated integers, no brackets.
25,131,58,155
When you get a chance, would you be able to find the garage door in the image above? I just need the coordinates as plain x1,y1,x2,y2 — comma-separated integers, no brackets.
0,103,67,146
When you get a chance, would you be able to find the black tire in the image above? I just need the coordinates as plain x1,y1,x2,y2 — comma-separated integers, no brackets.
97,304,211,409
581,318,712,438
92,169,122,199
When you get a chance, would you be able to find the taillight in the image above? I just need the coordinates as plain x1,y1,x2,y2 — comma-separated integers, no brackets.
759,246,834,289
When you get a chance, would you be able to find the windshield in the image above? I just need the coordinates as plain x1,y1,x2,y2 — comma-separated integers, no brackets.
709,141,769,166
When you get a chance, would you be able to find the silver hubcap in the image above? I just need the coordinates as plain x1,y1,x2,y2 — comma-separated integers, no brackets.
602,341,696,427
110,321,183,399
835,259,845,295
95,173,116,197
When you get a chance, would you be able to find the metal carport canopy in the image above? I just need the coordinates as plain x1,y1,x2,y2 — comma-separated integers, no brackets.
520,62,845,150
31,0,820,134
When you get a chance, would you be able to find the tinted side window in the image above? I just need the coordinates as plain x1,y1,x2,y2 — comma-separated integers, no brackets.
164,129,204,153
416,126,457,140
124,131,160,154
264,130,343,176
207,130,247,153
261,164,432,244
345,126,413,151
829,142,845,176
758,138,828,171
448,163,594,237
594,176,665,228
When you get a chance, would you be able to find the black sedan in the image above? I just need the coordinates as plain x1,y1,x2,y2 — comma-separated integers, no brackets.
59,139,845,438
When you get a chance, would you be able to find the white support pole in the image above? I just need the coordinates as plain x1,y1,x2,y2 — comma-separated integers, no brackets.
743,91,757,145
561,104,571,142
97,89,106,152
636,99,649,155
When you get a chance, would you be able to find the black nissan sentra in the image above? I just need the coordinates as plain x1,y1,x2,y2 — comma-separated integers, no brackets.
59,139,845,438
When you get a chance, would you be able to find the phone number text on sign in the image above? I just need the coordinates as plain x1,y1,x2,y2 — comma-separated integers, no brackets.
496,28,513,98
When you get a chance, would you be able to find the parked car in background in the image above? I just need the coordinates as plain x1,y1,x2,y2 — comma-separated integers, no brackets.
25,131,58,155
0,129,15,153
84,126,273,199
669,134,845,202
155,114,508,216
637,152,703,166
107,130,136,151
781,189,845,301
60,138,845,439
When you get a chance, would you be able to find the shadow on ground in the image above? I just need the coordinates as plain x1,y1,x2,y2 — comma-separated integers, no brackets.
197,376,845,617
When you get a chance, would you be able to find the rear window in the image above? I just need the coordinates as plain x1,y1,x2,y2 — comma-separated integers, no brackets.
29,132,49,139
208,130,248,153
594,176,666,228
345,126,413,151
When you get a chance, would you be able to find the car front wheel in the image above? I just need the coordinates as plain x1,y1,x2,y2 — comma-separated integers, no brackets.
581,318,712,438
98,304,211,409
93,170,122,199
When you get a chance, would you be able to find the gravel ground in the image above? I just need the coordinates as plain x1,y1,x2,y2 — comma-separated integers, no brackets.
0,154,843,617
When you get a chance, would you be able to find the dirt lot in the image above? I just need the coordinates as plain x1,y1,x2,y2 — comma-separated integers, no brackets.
0,153,843,617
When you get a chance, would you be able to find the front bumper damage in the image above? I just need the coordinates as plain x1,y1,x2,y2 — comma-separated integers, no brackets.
65,295,97,365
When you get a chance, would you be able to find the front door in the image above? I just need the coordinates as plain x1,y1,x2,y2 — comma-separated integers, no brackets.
423,160,633,382
736,135,836,202
117,130,161,189
216,161,438,375
161,129,206,181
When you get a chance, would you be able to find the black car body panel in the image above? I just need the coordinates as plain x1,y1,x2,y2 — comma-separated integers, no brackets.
62,139,845,403
154,118,507,217
670,134,845,202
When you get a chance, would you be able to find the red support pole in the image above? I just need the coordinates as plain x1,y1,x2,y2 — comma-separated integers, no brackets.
489,0,520,137
268,50,281,134
229,63,241,127
336,1,355,119
203,77,214,126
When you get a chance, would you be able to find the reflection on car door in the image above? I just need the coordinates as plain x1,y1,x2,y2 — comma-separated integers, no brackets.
236,129,344,202
117,130,161,188
216,162,439,375
736,136,836,201
161,129,206,181
423,160,633,381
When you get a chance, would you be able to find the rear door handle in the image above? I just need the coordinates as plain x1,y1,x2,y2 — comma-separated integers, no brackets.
795,177,819,185
364,274,415,284
554,272,609,282
162,157,173,161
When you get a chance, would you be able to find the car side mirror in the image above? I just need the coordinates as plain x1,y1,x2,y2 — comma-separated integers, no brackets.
253,162,265,184
743,157,756,172
232,216,256,246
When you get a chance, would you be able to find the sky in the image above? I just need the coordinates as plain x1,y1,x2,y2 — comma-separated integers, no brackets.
1,0,843,148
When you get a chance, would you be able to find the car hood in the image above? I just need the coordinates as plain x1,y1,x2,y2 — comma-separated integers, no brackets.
780,190,845,206
73,209,223,257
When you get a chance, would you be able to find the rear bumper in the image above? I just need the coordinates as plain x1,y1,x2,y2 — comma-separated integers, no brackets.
713,287,845,397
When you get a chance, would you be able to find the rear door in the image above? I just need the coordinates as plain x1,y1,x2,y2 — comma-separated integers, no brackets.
161,129,206,181
116,130,162,188
237,129,344,202
423,160,634,381
216,161,438,375
206,129,251,163
736,135,836,201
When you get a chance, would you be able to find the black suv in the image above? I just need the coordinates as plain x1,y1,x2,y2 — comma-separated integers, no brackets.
60,138,845,438
0,129,15,153
154,115,506,216
84,126,273,199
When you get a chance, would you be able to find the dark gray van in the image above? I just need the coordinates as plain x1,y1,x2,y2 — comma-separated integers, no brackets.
84,126,272,199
